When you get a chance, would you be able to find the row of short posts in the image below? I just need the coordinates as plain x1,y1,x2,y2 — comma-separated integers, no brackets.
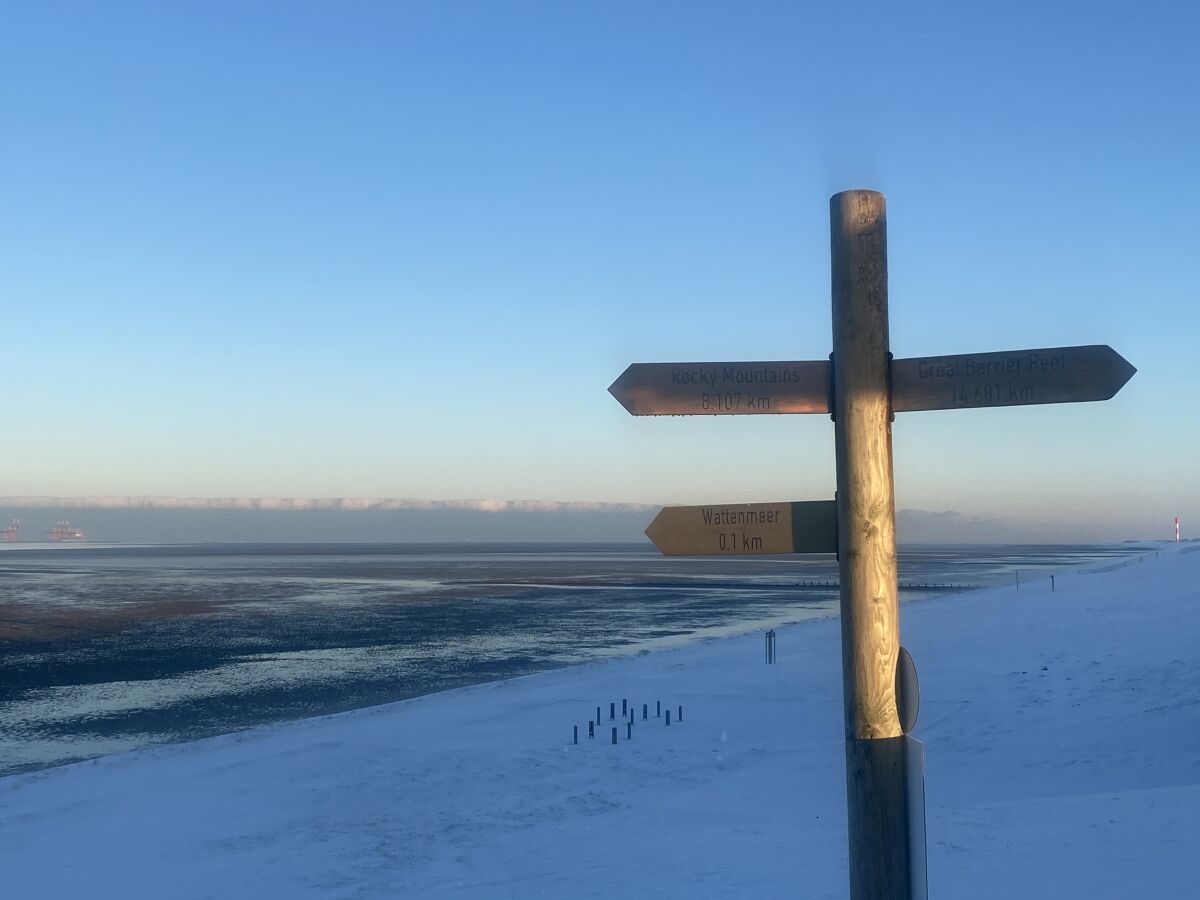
1018,571,1065,591
572,698,683,744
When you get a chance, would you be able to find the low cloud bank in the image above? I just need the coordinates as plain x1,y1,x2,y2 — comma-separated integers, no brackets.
0,499,1140,544
0,498,658,542
897,507,1022,541
895,508,1112,543
0,496,655,514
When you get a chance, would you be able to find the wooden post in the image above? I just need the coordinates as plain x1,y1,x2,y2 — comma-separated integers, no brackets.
831,190,919,899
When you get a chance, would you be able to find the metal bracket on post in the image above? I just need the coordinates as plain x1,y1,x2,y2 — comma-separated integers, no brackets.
887,351,896,423
833,491,839,563
828,352,836,422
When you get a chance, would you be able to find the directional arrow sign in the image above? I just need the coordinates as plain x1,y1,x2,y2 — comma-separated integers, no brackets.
609,361,830,416
645,500,838,556
612,346,1134,416
891,345,1135,412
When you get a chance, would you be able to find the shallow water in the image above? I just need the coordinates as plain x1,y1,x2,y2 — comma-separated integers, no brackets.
0,541,1149,775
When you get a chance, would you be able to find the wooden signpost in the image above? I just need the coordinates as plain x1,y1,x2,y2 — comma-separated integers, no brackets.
644,500,837,556
609,190,1135,900
890,344,1135,412
608,361,830,415
610,345,1134,416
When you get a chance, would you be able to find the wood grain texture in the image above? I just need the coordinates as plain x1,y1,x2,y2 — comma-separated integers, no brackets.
891,345,1136,412
844,736,928,897
644,500,837,556
830,189,901,742
831,190,919,900
608,360,830,416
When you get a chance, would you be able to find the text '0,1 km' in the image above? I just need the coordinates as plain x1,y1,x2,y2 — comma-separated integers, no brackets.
608,345,1135,416
644,501,838,556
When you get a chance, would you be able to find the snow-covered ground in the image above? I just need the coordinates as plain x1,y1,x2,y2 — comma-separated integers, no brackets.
2,545,1196,898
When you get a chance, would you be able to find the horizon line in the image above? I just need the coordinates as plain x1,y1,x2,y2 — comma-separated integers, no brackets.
0,496,659,514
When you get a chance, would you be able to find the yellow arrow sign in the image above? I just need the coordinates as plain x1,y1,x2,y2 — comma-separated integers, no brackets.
645,500,838,556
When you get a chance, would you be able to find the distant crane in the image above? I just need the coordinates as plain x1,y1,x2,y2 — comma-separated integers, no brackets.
1,518,19,542
47,520,86,542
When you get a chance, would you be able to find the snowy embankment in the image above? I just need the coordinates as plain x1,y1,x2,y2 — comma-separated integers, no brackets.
2,546,1197,899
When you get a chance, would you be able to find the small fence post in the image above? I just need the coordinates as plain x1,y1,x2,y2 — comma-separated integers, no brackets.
589,720,594,739
678,704,683,722
611,727,617,745
666,709,671,726
574,725,578,744
643,703,648,721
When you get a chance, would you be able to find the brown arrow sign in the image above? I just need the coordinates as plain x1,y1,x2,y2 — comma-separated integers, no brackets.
891,344,1136,412
611,346,1134,417
608,361,830,416
645,500,838,556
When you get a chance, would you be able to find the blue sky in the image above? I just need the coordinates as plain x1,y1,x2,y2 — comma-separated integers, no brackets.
2,1,1196,541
